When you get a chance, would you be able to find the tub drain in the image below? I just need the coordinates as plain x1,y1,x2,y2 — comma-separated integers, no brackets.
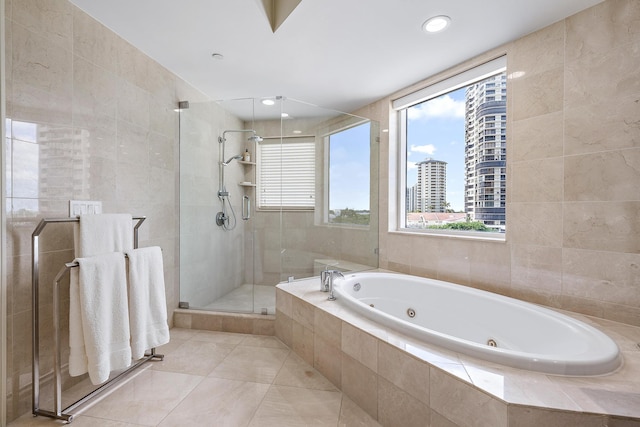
487,339,498,347
353,282,361,291
407,308,416,318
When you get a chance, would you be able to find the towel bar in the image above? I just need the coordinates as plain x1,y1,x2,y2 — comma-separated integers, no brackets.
31,216,164,423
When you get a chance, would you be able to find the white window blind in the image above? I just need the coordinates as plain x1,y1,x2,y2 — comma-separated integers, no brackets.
257,137,315,209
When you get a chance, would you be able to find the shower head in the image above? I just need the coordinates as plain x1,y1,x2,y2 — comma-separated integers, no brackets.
222,154,243,165
219,129,262,143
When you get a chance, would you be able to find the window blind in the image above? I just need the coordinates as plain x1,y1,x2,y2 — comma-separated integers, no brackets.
257,137,315,209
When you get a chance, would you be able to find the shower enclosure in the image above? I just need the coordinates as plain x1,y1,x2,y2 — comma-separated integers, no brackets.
179,97,379,314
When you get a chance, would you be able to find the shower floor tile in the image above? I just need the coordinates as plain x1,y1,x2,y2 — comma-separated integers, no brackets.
10,329,381,427
203,284,276,314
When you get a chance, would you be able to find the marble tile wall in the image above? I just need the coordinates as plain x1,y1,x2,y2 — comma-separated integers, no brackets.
354,0,640,328
3,0,209,421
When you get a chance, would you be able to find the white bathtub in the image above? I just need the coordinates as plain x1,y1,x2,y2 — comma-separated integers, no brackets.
333,272,622,376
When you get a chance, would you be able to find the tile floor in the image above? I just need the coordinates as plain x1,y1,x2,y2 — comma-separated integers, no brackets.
9,329,381,427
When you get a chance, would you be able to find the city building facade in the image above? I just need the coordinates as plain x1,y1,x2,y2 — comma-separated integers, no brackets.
464,73,507,230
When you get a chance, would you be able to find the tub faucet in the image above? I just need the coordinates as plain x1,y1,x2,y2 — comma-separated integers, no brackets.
326,270,344,301
320,268,331,292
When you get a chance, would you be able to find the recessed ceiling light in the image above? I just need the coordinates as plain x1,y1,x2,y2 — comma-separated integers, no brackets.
211,53,224,60
422,15,451,33
262,99,275,106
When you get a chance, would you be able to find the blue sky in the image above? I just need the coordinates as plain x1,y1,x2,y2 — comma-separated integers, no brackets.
329,122,370,211
406,88,466,212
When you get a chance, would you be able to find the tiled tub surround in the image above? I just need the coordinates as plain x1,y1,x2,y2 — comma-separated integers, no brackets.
276,277,640,427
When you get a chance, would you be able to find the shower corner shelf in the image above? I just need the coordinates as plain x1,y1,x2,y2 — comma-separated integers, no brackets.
239,160,256,166
239,182,256,187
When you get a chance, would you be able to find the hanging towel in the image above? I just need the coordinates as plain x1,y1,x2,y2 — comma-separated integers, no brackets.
70,252,132,385
125,246,170,359
74,213,134,258
69,213,134,381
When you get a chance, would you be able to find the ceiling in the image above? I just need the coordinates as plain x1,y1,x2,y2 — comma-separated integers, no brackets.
69,0,602,117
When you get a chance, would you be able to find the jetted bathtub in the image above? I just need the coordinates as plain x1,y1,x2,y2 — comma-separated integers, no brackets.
332,272,622,376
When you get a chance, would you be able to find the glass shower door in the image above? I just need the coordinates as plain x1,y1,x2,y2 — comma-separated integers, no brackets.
178,99,264,313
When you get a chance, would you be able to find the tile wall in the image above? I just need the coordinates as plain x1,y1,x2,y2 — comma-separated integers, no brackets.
355,0,640,327
2,0,209,421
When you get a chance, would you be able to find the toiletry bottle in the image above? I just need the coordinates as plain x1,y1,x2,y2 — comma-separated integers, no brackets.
243,149,251,162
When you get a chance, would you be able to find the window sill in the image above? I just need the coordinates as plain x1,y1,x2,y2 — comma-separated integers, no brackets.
323,222,371,231
391,228,506,242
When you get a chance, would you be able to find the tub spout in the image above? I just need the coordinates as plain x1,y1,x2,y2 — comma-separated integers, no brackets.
327,270,344,301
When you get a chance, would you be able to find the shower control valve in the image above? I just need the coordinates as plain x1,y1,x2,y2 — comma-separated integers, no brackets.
215,211,228,226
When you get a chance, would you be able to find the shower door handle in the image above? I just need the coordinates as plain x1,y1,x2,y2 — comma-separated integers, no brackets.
242,195,251,220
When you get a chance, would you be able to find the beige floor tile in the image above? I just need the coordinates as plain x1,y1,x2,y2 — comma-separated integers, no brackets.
189,330,248,345
274,352,338,391
9,330,380,427
154,337,188,356
151,339,236,376
158,377,270,427
82,370,202,426
9,412,146,426
209,345,289,383
241,334,289,349
248,385,342,426
338,395,383,427
64,416,147,426
164,328,198,341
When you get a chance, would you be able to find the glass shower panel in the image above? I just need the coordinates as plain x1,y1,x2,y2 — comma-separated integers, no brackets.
179,96,378,314
252,98,379,282
179,99,266,313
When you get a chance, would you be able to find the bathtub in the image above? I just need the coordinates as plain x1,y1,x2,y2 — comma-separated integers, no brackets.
332,272,622,376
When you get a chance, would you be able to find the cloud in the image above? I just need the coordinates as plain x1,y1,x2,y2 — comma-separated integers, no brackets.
407,161,417,170
409,144,437,155
407,94,465,121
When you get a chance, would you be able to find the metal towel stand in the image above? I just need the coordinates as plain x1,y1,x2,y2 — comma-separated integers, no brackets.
31,216,165,423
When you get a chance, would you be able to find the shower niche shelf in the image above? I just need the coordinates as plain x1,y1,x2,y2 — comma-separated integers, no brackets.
239,160,256,166
239,182,256,187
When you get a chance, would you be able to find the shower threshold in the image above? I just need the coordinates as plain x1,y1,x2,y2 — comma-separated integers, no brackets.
200,284,275,314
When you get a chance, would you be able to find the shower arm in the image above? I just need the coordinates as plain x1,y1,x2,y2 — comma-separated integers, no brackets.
218,129,261,196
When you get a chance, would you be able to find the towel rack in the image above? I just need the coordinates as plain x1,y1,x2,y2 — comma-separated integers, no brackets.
31,216,164,423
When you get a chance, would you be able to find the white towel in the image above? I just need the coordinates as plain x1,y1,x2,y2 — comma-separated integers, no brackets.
74,213,134,258
125,247,170,359
71,252,132,385
69,213,134,381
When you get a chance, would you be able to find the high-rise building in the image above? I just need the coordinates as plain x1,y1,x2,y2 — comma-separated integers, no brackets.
416,158,447,213
464,73,507,229
406,184,417,213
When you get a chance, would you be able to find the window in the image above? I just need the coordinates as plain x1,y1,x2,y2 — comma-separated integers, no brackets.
326,121,371,226
393,57,507,234
257,137,315,209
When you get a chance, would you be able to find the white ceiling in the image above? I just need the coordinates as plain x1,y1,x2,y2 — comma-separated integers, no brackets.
69,0,602,116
